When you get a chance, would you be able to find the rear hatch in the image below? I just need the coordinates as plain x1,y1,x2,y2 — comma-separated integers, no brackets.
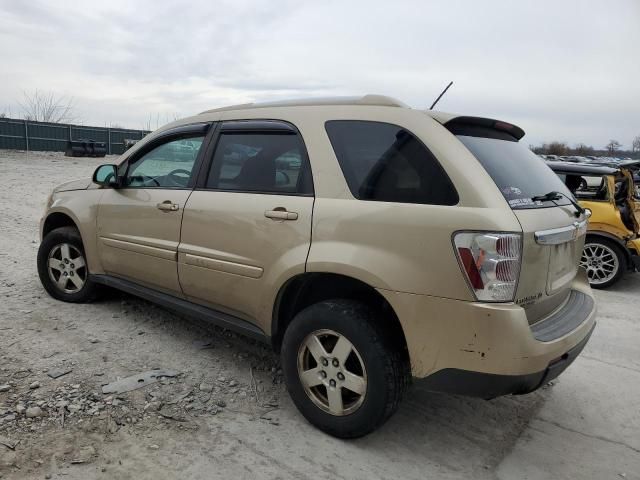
445,117,588,324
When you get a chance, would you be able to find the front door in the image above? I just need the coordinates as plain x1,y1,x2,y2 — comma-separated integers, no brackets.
178,120,314,330
96,125,209,293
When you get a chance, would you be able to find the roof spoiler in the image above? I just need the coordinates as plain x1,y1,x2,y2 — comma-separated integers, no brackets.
444,116,525,141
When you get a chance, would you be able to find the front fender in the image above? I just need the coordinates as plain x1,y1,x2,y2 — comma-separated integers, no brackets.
42,189,105,274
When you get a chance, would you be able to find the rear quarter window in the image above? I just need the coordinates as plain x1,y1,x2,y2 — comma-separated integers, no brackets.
325,120,458,205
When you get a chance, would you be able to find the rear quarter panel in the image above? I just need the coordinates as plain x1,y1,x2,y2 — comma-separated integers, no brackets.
308,201,520,298
580,200,635,239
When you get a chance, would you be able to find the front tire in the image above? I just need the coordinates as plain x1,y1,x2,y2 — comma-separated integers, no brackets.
37,226,97,302
580,236,626,289
281,299,409,438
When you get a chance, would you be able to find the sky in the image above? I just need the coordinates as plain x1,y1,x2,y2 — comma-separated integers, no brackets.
0,0,638,148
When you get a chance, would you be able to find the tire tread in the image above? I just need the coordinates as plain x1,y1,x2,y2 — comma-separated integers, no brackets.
37,226,97,303
282,299,410,438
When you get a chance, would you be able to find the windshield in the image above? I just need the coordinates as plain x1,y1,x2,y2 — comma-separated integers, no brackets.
457,135,573,209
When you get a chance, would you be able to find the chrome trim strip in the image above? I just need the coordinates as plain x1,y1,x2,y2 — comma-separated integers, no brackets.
534,220,588,245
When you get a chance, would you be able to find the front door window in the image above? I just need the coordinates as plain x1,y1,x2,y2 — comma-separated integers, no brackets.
126,136,205,188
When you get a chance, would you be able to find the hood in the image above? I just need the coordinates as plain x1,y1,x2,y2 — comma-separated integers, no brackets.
53,178,92,193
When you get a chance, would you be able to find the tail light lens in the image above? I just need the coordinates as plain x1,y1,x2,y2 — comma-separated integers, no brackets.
453,232,522,302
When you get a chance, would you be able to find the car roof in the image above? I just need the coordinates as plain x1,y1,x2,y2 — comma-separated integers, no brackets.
197,94,526,139
546,161,619,175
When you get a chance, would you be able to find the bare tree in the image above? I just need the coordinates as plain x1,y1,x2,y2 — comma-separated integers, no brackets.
606,139,622,155
20,90,75,123
546,141,568,156
144,114,152,132
573,143,594,156
632,135,640,153
143,112,181,131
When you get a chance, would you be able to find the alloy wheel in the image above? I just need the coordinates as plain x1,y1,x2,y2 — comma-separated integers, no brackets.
47,243,87,294
297,329,367,416
580,243,619,285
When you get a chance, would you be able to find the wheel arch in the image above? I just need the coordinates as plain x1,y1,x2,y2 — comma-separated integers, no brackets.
271,272,409,359
42,211,81,239
585,231,632,265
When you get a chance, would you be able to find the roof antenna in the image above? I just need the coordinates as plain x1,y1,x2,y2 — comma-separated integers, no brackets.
429,81,453,110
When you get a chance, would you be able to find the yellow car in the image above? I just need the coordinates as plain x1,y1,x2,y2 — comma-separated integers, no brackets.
549,160,640,288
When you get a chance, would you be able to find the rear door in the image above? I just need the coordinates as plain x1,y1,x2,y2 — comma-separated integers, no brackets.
178,120,314,330
96,124,210,293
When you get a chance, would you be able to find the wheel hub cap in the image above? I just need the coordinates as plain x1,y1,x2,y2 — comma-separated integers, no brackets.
297,329,367,416
47,243,87,294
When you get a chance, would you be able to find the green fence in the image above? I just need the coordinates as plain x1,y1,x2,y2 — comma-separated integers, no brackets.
0,117,150,155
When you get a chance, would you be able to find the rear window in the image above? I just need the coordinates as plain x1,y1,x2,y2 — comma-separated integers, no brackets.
457,135,573,209
325,120,458,205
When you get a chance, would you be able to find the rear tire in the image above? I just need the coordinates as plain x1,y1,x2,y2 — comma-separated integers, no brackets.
281,299,409,438
37,226,97,302
581,236,626,289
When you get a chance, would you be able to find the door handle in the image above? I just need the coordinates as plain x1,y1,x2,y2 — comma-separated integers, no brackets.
157,201,179,212
265,209,298,221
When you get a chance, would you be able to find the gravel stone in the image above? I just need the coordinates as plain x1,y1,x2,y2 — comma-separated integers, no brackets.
26,406,44,418
199,383,214,393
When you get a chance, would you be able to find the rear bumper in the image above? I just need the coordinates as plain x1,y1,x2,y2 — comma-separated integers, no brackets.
418,322,594,399
378,270,596,396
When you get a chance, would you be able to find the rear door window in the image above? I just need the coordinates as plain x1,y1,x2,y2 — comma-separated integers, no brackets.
325,120,458,205
206,132,311,194
456,135,573,209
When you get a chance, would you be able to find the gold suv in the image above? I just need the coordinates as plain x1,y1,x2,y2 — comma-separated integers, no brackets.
38,95,596,438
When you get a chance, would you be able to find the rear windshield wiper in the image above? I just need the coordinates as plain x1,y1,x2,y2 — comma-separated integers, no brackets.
531,191,585,218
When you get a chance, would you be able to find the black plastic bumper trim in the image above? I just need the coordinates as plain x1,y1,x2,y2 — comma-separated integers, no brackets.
419,322,595,399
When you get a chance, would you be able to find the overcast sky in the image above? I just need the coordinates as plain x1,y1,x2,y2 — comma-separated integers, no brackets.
1,0,638,148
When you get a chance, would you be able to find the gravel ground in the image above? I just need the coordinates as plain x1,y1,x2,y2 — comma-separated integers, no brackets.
0,149,639,480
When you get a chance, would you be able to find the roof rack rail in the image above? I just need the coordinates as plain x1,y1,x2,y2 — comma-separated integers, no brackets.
200,94,409,114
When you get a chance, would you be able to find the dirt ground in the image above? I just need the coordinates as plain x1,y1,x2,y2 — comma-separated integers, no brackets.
0,149,638,480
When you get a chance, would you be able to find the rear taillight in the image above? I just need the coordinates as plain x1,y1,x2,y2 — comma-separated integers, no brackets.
453,232,522,302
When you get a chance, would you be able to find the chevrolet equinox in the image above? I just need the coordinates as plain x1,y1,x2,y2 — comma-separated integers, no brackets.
38,95,597,438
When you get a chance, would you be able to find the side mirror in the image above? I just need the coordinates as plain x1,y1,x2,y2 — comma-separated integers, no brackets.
92,164,119,187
